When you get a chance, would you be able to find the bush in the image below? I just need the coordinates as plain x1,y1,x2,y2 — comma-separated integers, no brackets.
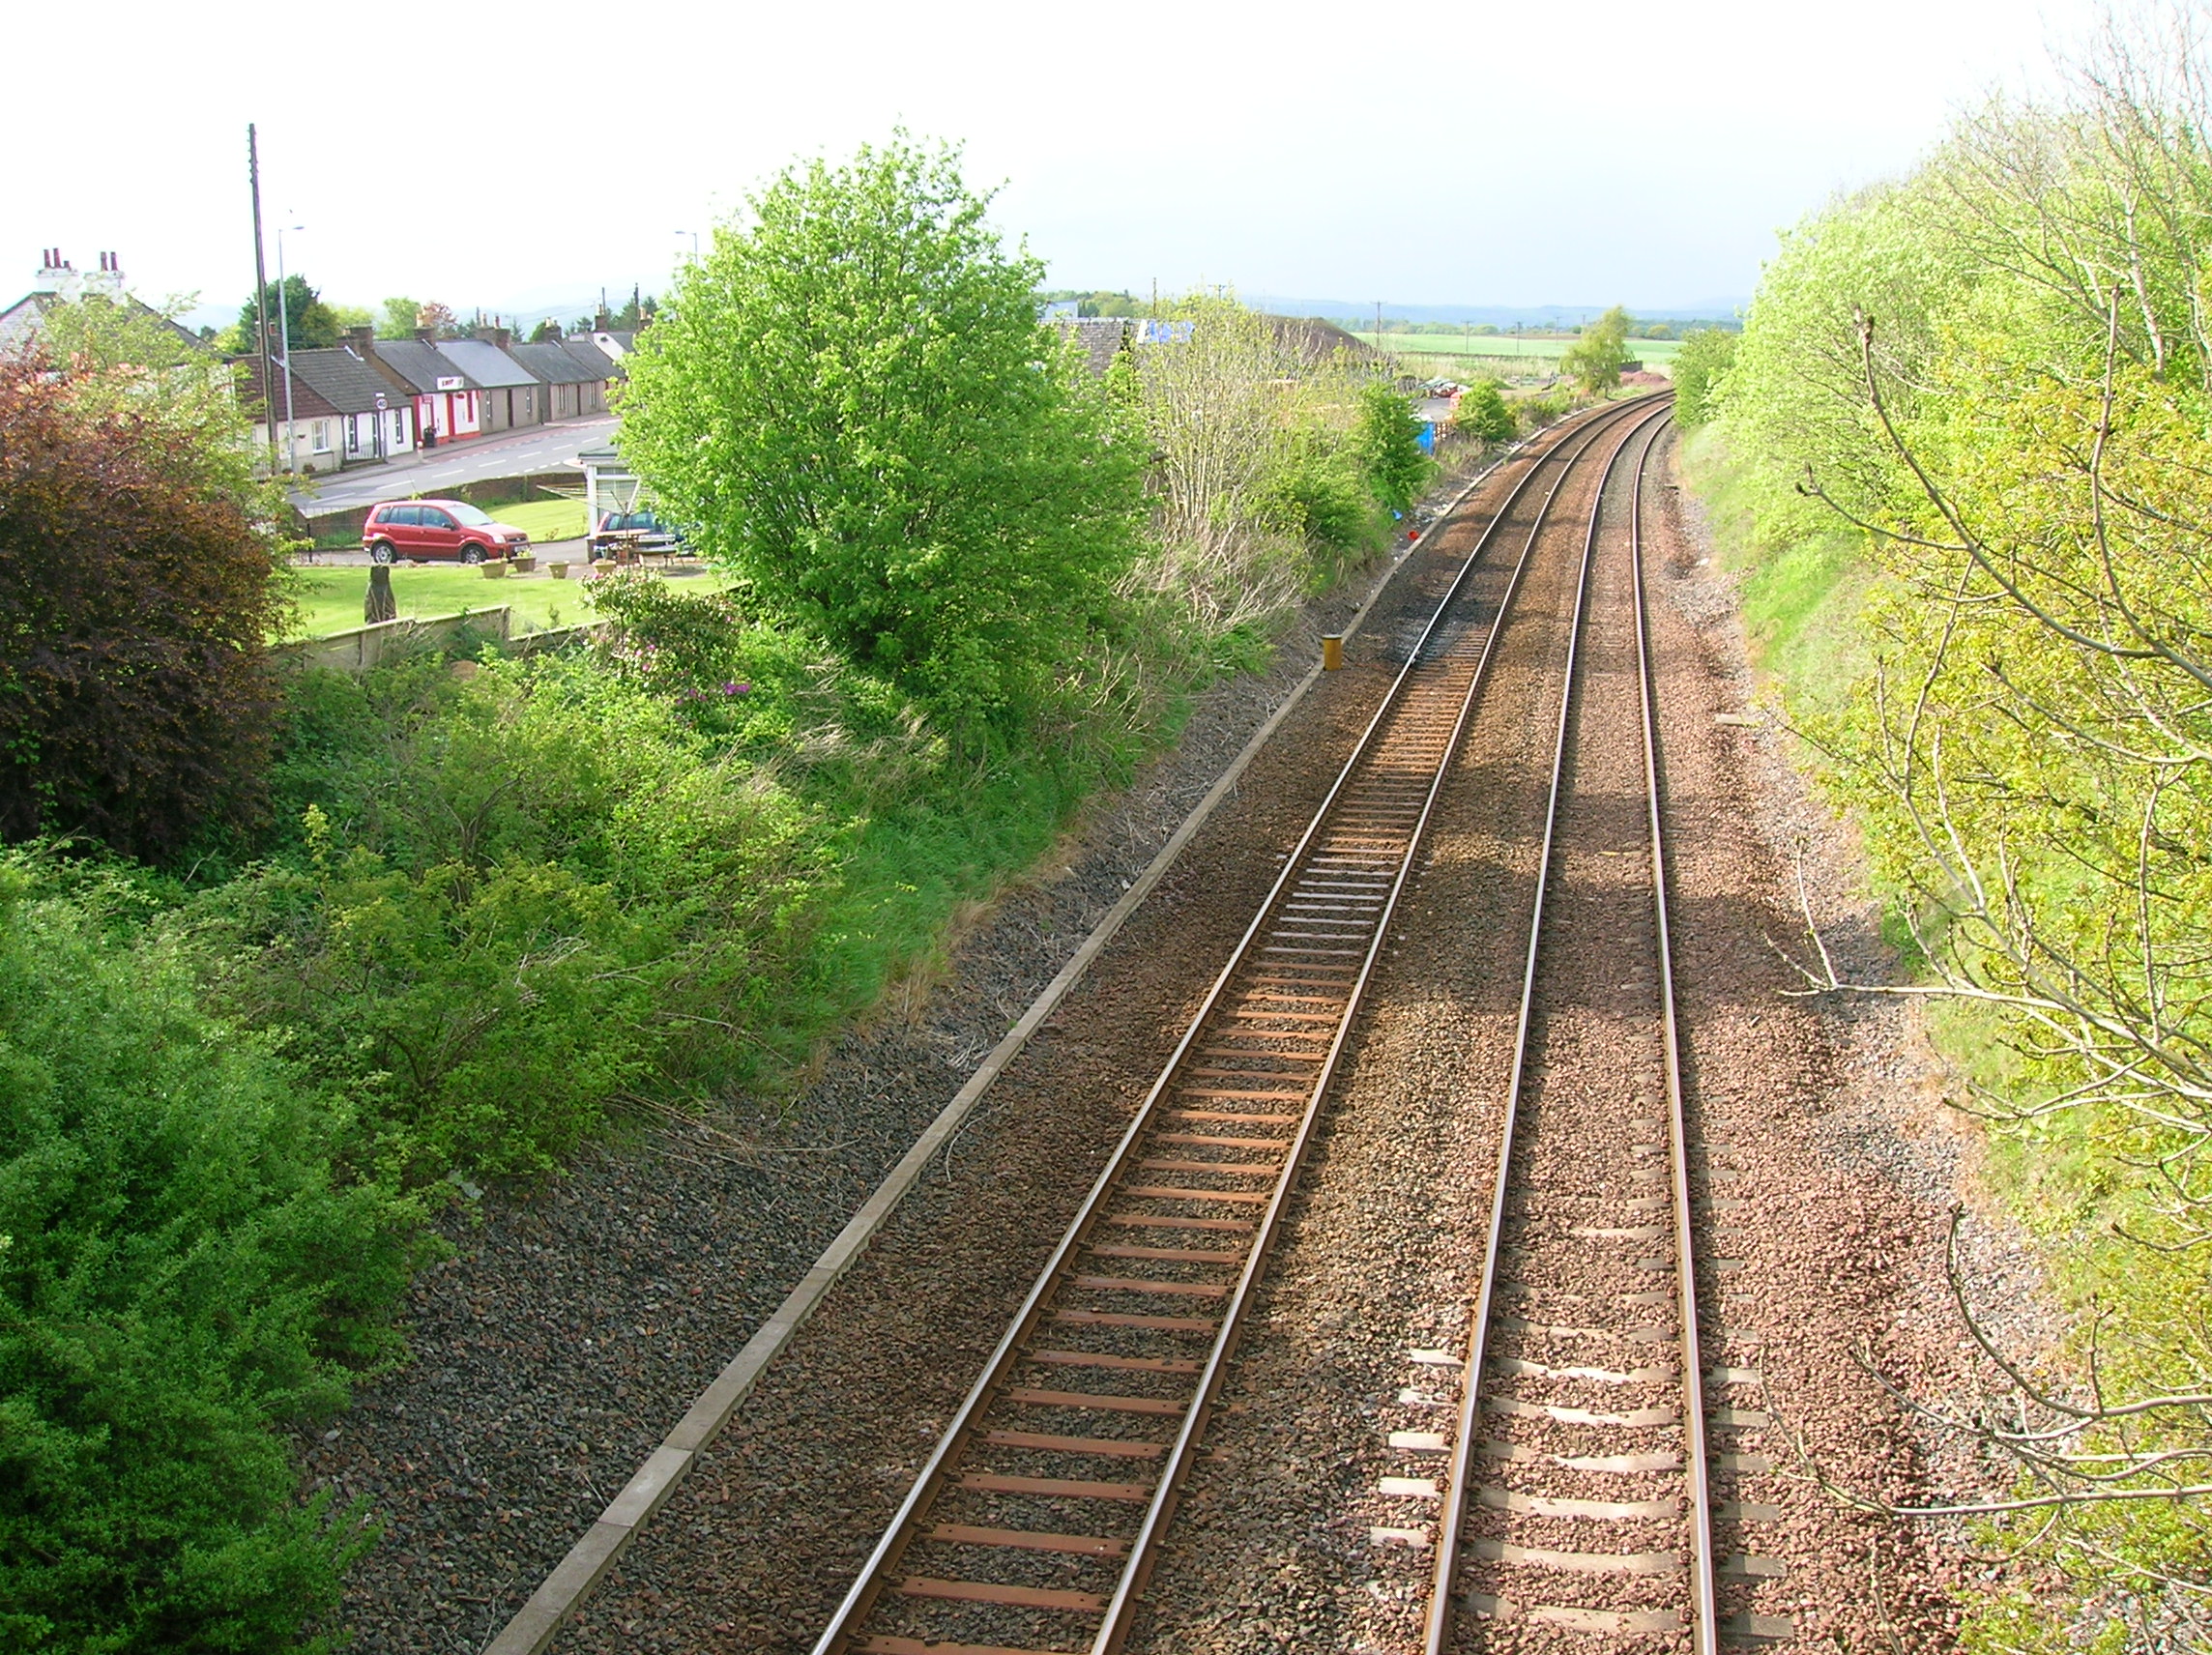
0,351,288,860
1455,379,1515,445
221,649,825,1184
1350,380,1434,514
0,857,417,1651
1252,438,1377,563
1517,387,1573,430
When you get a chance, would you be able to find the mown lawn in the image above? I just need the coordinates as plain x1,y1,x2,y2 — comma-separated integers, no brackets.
282,564,727,640
481,497,590,541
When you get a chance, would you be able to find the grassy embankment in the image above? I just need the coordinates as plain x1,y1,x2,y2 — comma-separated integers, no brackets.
1674,425,1870,716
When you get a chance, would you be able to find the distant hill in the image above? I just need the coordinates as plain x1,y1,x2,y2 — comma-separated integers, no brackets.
1249,296,1748,327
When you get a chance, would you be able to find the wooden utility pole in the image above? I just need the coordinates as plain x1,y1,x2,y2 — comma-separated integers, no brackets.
247,124,277,471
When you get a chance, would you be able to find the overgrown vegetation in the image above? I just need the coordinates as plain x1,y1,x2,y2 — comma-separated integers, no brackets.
1668,327,1736,429
1690,9,2212,1640
1,139,1462,1651
1116,291,1429,644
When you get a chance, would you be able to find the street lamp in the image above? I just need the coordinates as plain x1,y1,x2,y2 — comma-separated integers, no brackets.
275,219,304,475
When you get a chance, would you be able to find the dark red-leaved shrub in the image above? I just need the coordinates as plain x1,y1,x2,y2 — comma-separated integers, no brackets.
0,354,286,859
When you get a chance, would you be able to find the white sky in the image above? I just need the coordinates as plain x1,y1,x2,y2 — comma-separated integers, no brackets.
6,0,2095,326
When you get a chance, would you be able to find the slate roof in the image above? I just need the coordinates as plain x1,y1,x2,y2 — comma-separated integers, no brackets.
436,337,538,389
286,345,399,415
234,357,345,422
1268,316,1377,364
371,337,475,392
561,338,621,379
1056,317,1134,375
507,341,605,386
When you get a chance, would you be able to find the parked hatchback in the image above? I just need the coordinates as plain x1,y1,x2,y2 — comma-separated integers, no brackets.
362,499,530,564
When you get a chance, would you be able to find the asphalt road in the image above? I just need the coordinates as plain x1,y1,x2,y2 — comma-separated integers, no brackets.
289,415,619,516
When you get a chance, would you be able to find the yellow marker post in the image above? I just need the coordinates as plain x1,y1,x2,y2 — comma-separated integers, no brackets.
1322,635,1344,671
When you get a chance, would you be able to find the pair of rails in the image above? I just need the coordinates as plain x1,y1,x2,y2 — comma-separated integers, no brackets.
816,395,1726,1655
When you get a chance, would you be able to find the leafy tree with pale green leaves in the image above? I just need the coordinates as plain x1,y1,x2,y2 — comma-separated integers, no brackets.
1560,305,1632,394
1667,327,1737,428
620,136,1146,728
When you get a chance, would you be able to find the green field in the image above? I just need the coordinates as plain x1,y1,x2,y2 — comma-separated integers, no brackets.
283,564,727,640
1351,331,1685,363
482,497,590,541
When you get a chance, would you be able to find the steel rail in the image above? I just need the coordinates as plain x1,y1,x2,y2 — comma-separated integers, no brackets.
1633,417,1719,1655
811,395,1664,1655
1422,402,1693,1655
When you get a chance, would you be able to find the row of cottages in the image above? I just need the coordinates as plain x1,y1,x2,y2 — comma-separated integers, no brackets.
239,326,631,475
0,250,635,476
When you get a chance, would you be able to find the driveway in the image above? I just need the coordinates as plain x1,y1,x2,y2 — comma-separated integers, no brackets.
289,416,619,516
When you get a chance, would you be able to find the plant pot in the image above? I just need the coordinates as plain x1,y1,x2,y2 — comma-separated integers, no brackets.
482,562,509,579
591,559,617,577
511,555,536,573
548,562,569,580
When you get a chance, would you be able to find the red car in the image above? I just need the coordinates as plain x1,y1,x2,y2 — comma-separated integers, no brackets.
361,499,530,565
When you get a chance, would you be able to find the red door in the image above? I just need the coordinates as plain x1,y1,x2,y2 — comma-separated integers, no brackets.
415,505,465,557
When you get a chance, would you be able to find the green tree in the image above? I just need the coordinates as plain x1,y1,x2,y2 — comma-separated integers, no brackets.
620,136,1147,726
528,316,562,343
1669,327,1737,428
1456,378,1515,444
328,303,372,333
1351,380,1433,513
619,134,1141,716
236,274,339,353
1560,304,1632,393
377,297,422,339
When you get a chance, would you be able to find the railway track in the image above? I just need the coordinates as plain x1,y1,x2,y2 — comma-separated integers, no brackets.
809,396,1668,1655
1397,412,1788,1652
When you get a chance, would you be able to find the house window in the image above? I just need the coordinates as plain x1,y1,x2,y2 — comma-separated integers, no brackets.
310,420,332,453
346,418,361,454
